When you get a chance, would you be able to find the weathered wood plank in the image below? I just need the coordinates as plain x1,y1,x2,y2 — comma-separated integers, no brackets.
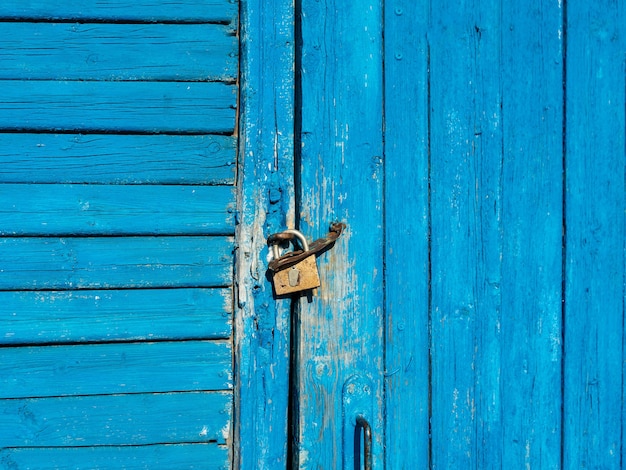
0,81,236,134
564,0,625,466
234,0,296,467
0,23,237,81
0,184,235,236
0,236,233,289
0,1,237,23
429,0,504,466
383,1,430,467
0,444,229,470
1,288,232,345
296,0,384,468
0,134,236,185
0,392,231,446
0,341,232,399
499,2,564,467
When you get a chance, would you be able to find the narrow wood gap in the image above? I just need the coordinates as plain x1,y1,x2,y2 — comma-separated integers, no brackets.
0,129,236,137
380,1,388,467
426,36,434,470
0,337,233,348
0,337,233,349
0,78,237,84
0,18,233,26
288,0,304,466
0,389,233,401
560,0,568,466
0,286,233,292
0,441,222,449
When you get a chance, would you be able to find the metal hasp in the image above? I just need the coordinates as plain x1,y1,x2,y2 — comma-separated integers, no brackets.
267,222,345,296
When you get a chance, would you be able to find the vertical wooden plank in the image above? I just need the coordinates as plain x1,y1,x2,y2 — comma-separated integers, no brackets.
500,2,564,467
429,0,503,467
296,0,384,468
564,0,625,467
384,0,431,467
235,0,295,468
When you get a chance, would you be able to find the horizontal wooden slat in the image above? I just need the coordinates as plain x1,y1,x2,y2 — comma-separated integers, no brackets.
0,341,232,399
0,184,235,236
0,81,236,134
0,1,237,23
0,236,233,290
1,392,231,446
0,444,229,470
1,288,232,345
0,23,237,81
0,134,236,184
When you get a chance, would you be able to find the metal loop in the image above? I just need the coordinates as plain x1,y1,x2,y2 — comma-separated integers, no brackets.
356,416,372,470
280,229,310,252
268,229,309,260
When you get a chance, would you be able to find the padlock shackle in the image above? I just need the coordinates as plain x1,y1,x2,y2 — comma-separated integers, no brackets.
270,229,309,259
281,230,310,252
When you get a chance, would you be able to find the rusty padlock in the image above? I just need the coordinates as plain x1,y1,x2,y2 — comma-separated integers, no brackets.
268,229,321,296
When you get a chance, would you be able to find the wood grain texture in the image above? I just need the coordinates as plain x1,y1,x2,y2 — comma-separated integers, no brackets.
297,0,384,468
234,0,295,467
0,392,232,446
383,1,431,467
0,341,232,399
429,1,505,466
0,444,229,470
564,0,625,466
0,134,236,185
0,1,239,467
500,2,564,467
0,81,236,134
0,1,237,23
0,184,235,235
0,23,237,81
289,1,624,467
0,236,233,289
1,288,232,344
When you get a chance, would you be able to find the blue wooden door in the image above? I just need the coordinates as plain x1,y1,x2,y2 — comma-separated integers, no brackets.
292,0,625,468
0,2,238,468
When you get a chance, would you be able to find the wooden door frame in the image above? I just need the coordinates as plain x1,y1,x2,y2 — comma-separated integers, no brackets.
235,0,296,468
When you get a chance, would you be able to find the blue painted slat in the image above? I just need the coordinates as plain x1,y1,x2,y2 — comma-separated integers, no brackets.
0,341,232,399
0,23,237,81
564,0,625,466
296,0,384,468
0,134,236,185
0,236,233,289
0,184,235,236
0,444,229,470
499,2,564,467
429,0,504,466
383,1,430,467
234,0,295,467
0,1,237,23
0,392,231,446
0,81,236,134
1,288,232,345
0,1,239,468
